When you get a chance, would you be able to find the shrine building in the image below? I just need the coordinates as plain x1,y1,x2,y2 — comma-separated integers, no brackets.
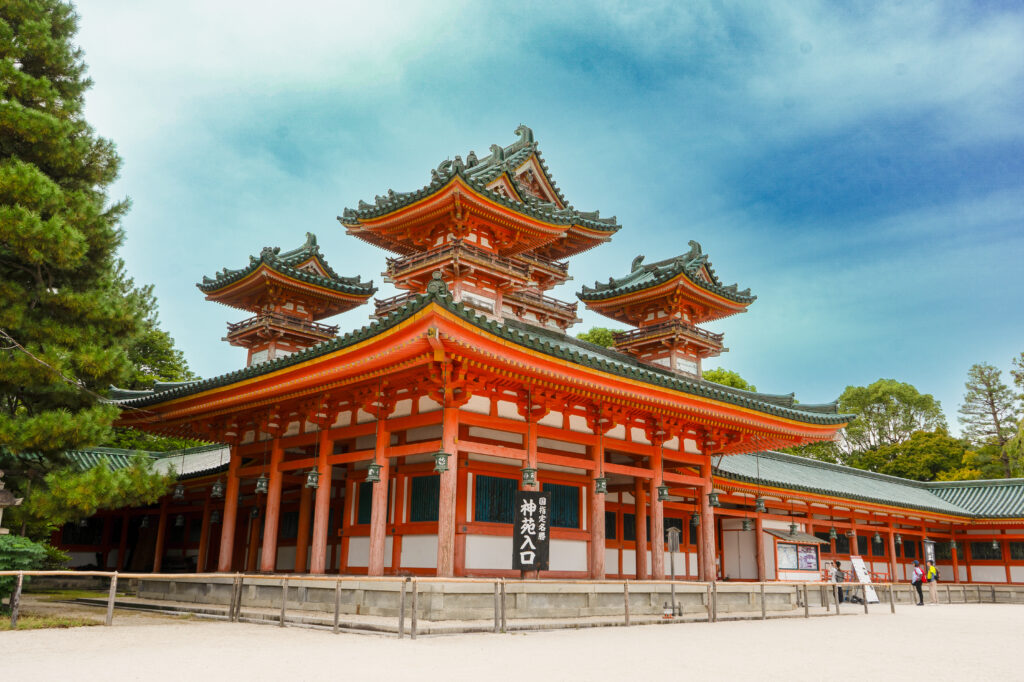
57,126,1023,584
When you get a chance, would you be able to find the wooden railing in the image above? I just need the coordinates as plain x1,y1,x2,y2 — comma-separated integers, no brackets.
385,241,535,281
613,319,724,346
226,312,338,338
505,290,578,318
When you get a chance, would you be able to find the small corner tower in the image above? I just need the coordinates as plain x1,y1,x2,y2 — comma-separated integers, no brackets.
197,233,376,366
578,241,755,378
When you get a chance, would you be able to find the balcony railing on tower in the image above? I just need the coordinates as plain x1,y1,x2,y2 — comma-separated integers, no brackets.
225,312,339,340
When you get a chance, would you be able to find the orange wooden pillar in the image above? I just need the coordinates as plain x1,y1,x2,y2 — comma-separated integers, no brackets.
951,531,960,583
887,526,898,582
436,405,459,577
153,498,169,573
246,506,261,572
589,441,606,580
700,473,715,582
259,436,285,572
217,447,242,572
294,484,313,573
196,496,212,573
367,419,391,576
634,479,648,580
309,428,333,574
649,445,665,580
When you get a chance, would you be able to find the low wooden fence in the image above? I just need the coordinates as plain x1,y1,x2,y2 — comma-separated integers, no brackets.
2,570,1016,635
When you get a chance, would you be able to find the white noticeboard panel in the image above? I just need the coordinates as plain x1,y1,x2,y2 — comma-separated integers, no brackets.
849,556,879,603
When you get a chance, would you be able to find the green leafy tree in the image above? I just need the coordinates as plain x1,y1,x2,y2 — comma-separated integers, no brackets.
1011,352,1024,406
780,440,843,464
837,379,946,455
10,454,171,539
0,534,48,610
702,367,756,392
849,429,968,481
958,363,1019,477
575,327,621,348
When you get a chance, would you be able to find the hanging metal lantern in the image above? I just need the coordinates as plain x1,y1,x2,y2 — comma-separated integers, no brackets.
520,467,537,487
742,518,753,531
140,516,150,529
78,518,89,528
366,463,382,483
788,522,798,537
594,477,608,495
210,478,225,499
172,483,186,501
895,533,903,545
846,528,856,538
174,514,185,528
304,468,319,489
657,484,670,502
254,473,269,495
829,526,838,540
950,539,958,551
210,510,221,524
690,512,700,528
754,497,766,514
707,492,720,508
873,531,882,544
992,539,1000,551
250,507,260,519
432,450,450,473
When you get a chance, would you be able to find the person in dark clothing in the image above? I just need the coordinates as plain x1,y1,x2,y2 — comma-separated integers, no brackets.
911,560,925,605
832,560,845,603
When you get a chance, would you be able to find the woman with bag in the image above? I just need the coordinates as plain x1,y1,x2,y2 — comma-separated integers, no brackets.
911,560,925,605
927,560,939,605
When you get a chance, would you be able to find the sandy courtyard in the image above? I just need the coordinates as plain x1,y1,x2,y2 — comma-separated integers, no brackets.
4,603,1022,681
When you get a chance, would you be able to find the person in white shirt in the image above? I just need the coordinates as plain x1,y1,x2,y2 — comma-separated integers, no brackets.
910,560,925,605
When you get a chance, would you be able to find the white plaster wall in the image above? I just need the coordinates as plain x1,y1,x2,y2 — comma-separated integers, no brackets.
346,537,393,568
664,437,679,451
631,427,650,445
665,552,686,578
969,565,1006,582
1010,566,1024,582
283,420,300,437
105,550,118,569
461,395,490,415
958,565,968,582
621,549,636,575
400,535,438,569
536,437,586,454
465,534,512,570
418,396,441,413
392,399,413,418
332,411,351,428
763,534,776,577
605,548,619,574
468,426,522,444
569,415,591,433
496,400,524,421
683,438,699,454
538,411,562,428
687,552,698,577
277,545,296,569
407,425,442,441
779,570,819,582
607,425,626,439
550,539,588,571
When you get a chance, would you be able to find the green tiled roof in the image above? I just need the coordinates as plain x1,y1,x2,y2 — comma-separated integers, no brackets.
65,448,158,471
716,448,1019,518
578,241,755,305
198,232,376,297
65,445,229,480
926,480,1024,519
338,125,621,240
111,281,851,427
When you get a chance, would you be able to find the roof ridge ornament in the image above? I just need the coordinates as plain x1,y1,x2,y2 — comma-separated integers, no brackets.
426,270,449,296
631,255,645,272
514,123,534,145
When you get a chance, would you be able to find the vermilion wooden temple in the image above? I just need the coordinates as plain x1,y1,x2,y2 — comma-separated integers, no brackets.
86,126,1022,583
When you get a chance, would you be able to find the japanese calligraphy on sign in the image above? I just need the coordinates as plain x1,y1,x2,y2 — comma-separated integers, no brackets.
513,490,551,571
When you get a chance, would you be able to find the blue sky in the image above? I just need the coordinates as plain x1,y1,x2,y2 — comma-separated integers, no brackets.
75,1,1024,428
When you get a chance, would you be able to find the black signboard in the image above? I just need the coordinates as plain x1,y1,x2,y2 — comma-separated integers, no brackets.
513,490,551,571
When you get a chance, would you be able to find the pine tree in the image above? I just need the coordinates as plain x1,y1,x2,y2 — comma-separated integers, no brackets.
958,363,1020,477
0,2,186,463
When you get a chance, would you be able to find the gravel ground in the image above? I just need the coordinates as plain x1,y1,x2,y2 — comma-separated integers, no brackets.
3,603,1021,681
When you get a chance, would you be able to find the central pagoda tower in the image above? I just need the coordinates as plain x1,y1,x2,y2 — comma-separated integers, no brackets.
198,233,376,366
578,241,755,378
340,125,620,332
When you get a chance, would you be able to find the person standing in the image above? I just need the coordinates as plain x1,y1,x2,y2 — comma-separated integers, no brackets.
927,560,939,605
911,560,925,605
832,560,845,604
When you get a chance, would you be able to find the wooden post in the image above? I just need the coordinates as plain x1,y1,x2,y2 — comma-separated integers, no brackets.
197,496,213,573
105,573,118,626
9,572,23,628
889,584,895,614
705,583,713,623
310,428,333,574
333,580,342,634
399,579,408,638
493,581,500,633
634,480,648,580
803,583,809,618
436,404,459,576
259,436,285,572
589,440,606,580
862,588,869,614
712,580,718,622
294,484,312,574
500,579,507,632
153,498,169,573
368,420,391,577
218,447,241,572
700,472,716,583
832,584,840,615
279,577,288,627
649,445,665,580
410,580,418,639
623,581,630,626
945,584,951,605
760,582,766,619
